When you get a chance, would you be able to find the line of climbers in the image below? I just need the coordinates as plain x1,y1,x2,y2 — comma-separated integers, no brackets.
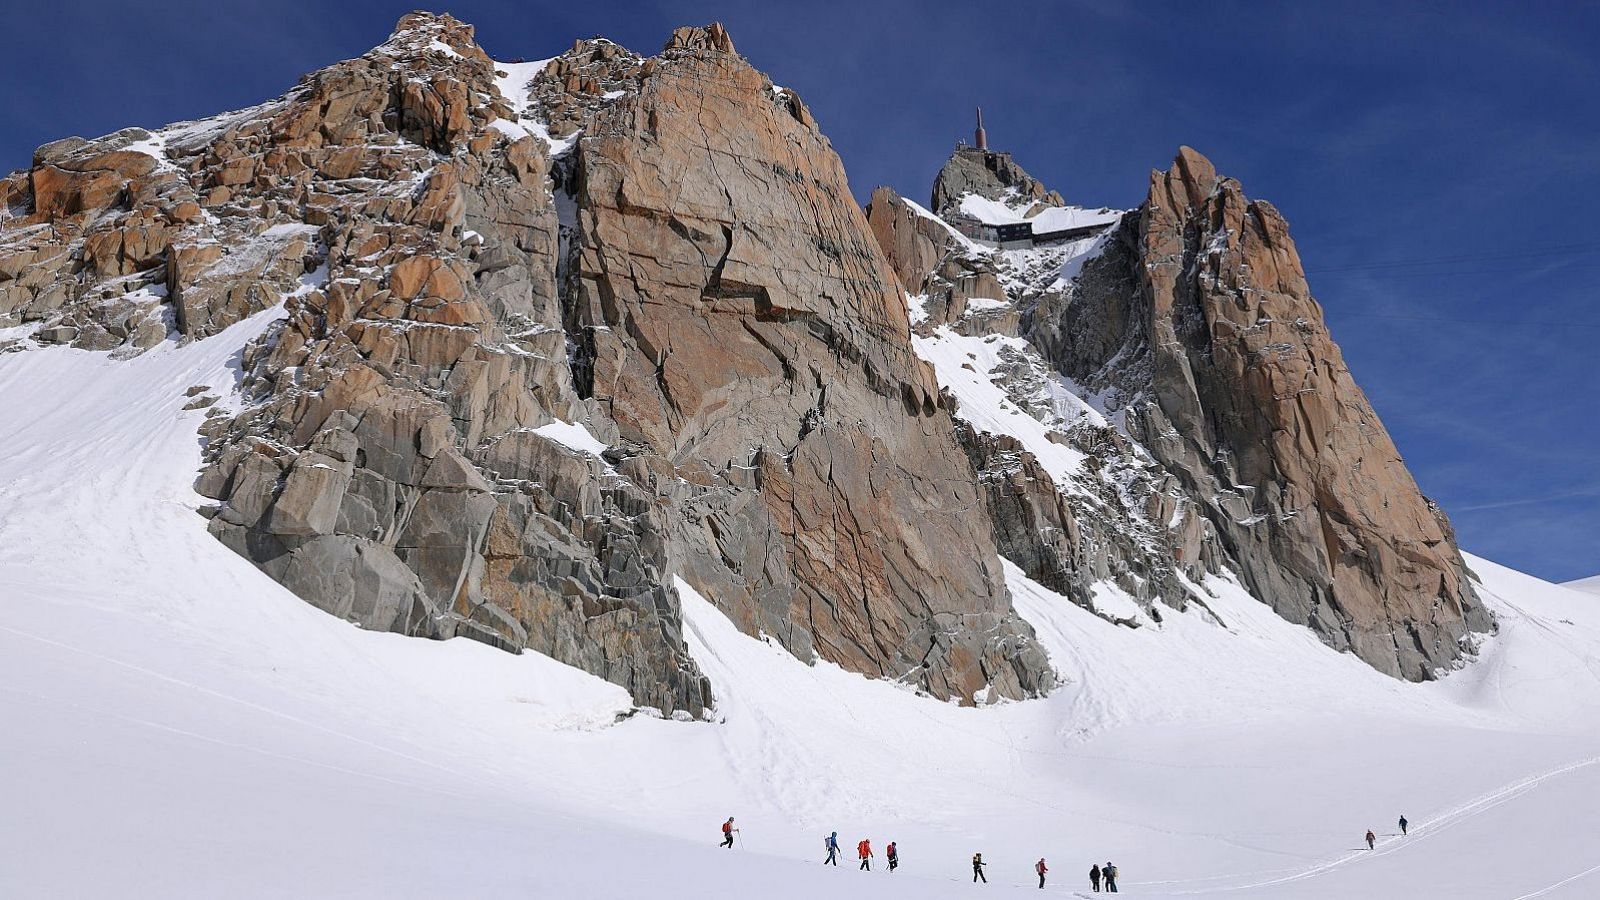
723,812,1415,888
822,833,904,872
729,818,1121,890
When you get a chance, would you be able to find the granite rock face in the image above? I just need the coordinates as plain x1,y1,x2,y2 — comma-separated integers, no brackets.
931,147,1065,217
868,182,1223,624
557,26,1050,702
1,14,1053,712
871,146,1491,680
1050,148,1491,678
4,11,1487,705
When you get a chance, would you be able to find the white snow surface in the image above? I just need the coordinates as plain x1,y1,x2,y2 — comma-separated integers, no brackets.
911,325,1102,483
959,193,1122,233
532,419,611,458
1563,574,1600,597
901,195,993,255
2,314,1600,898
488,56,579,156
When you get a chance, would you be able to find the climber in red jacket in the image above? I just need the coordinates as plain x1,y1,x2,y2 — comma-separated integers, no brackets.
858,838,873,871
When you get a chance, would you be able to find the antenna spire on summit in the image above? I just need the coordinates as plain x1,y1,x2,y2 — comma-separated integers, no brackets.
974,106,987,150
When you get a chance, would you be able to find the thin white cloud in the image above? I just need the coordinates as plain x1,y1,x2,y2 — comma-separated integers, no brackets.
1456,486,1600,513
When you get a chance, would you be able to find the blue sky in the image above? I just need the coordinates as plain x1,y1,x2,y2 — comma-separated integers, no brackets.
5,1,1595,581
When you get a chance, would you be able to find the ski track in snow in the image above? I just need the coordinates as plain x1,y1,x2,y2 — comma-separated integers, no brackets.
1509,862,1600,900
1152,753,1600,894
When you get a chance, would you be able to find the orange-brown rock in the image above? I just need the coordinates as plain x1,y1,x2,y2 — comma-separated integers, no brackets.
28,148,157,218
4,13,1053,715
565,26,1049,700
865,185,949,296
1041,147,1492,678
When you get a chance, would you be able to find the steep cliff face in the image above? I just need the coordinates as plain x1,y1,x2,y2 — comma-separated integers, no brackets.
871,146,1491,680
549,24,1047,702
0,14,1051,712
1050,148,1491,678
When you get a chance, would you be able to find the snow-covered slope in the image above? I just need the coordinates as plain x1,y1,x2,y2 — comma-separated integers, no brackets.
1563,574,1600,597
3,314,1599,899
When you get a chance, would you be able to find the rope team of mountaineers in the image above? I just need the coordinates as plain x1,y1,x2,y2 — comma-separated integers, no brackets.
716,809,1416,889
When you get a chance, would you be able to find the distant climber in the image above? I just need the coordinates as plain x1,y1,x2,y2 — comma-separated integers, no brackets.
823,831,839,865
1399,815,1408,836
1036,857,1049,888
858,838,873,871
1090,863,1102,891
887,841,899,872
1103,861,1119,892
1366,829,1376,850
721,817,737,848
973,852,988,883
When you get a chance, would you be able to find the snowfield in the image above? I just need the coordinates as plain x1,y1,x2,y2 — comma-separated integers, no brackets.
1564,574,1600,597
2,312,1599,899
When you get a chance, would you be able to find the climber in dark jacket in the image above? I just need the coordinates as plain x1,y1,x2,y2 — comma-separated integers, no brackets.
1090,863,1102,891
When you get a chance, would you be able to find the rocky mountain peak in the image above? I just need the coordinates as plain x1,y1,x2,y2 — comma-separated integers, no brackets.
384,11,491,63
868,141,1492,681
931,145,1065,216
1,14,1492,720
1124,146,1491,678
663,22,737,55
1058,146,1490,678
525,38,645,140
1157,145,1220,212
1,15,1056,715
